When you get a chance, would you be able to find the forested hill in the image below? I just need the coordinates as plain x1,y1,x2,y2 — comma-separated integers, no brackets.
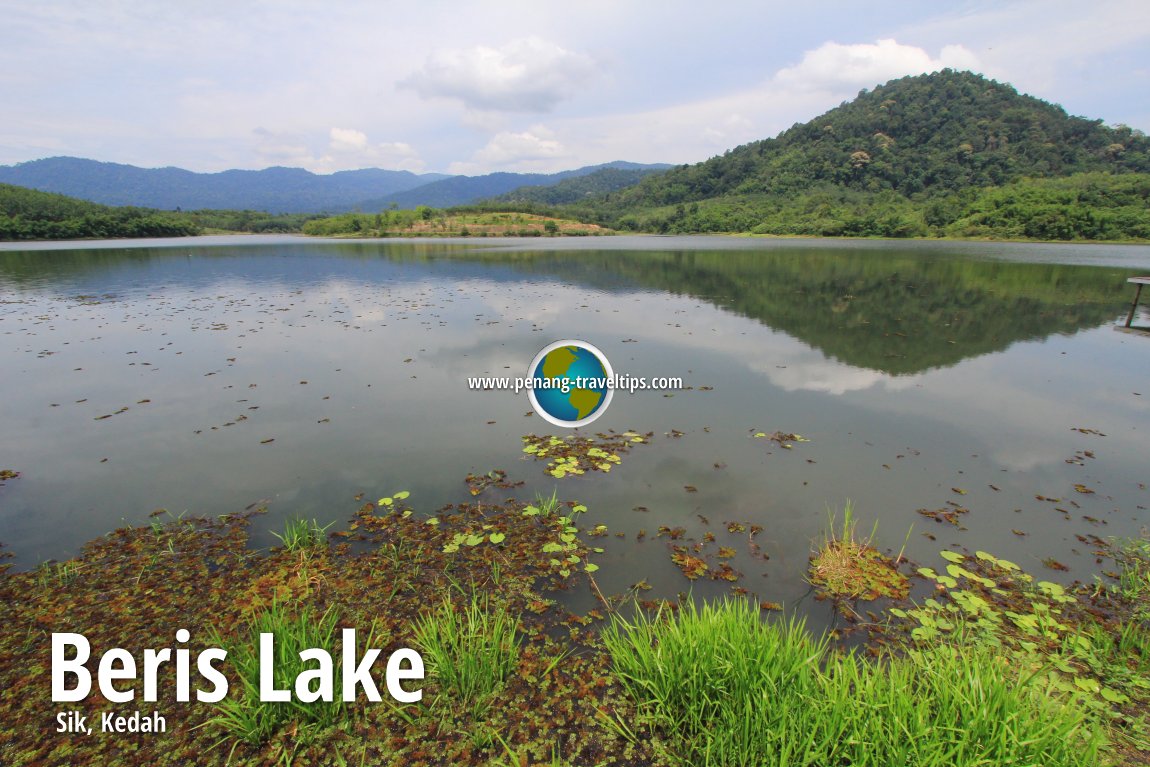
355,161,671,209
616,70,1148,204
489,166,667,206
0,183,199,240
569,70,1150,238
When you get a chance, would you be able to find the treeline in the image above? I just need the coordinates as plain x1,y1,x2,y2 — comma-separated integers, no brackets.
0,183,198,240
594,172,1150,240
302,207,431,236
0,184,327,241
490,167,664,206
301,206,609,237
180,209,320,233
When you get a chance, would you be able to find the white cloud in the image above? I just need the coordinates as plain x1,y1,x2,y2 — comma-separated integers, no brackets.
450,126,569,174
329,127,368,152
774,38,980,91
325,128,425,172
251,127,426,173
401,36,596,113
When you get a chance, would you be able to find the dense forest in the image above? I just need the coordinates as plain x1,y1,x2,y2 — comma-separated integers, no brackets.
0,184,326,241
0,183,199,240
489,167,665,206
572,172,1150,239
549,70,1150,239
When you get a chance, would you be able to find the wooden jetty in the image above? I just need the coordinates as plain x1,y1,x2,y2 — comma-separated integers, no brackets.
1121,276,1150,334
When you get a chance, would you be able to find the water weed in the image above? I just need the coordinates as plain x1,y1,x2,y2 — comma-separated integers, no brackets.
807,501,909,601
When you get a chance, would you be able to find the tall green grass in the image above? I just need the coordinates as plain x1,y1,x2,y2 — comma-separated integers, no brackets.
1114,536,1150,611
206,602,347,746
271,517,333,551
603,598,1103,767
413,593,520,716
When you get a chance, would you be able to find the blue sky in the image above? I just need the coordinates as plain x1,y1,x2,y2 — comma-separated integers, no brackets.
2,0,1148,175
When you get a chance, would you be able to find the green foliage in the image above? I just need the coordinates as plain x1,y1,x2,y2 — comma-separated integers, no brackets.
206,602,347,746
940,173,1150,240
604,598,1101,766
301,207,604,237
818,642,1104,767
0,183,200,240
604,599,829,765
1108,535,1150,622
271,518,333,552
619,71,1148,205
892,547,1150,749
181,209,319,233
413,593,521,717
491,167,664,206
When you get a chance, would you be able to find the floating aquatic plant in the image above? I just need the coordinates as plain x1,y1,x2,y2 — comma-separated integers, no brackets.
521,431,650,478
807,501,909,602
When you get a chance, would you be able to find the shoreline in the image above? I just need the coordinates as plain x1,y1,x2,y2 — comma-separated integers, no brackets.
2,483,1147,766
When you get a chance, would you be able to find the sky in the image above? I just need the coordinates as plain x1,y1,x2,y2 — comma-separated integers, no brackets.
2,0,1148,177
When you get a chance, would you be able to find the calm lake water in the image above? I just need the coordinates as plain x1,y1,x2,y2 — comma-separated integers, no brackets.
2,235,1148,624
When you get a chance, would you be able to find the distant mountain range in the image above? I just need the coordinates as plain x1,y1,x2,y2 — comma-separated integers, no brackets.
361,161,671,210
0,157,669,214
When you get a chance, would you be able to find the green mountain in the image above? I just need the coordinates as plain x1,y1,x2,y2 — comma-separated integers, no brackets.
487,166,668,206
0,183,199,240
567,70,1150,238
359,161,670,209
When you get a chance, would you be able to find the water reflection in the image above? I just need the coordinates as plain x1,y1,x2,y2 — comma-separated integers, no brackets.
0,237,1147,632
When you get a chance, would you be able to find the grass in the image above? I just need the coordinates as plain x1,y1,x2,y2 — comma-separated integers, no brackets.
603,598,828,765
271,517,333,552
604,597,1105,767
413,593,521,717
535,488,562,516
807,500,909,601
36,559,82,588
1113,535,1150,613
205,601,349,749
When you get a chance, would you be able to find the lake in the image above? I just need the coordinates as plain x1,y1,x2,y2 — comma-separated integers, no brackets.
1,235,1148,626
